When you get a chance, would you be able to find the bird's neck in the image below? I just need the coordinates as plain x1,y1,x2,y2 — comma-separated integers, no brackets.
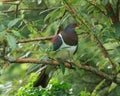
64,28,74,33
60,31,78,46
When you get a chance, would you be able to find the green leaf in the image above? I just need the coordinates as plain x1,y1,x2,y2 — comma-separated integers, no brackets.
26,64,40,75
0,32,5,40
11,30,23,38
102,0,108,5
108,82,117,92
8,18,21,28
44,7,65,22
0,31,5,39
112,24,120,38
0,2,3,6
0,24,5,31
87,6,95,14
6,35,16,50
57,58,65,74
80,90,91,96
60,63,65,74
91,79,106,96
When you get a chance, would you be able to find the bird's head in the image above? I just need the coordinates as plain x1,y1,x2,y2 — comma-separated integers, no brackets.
64,23,80,31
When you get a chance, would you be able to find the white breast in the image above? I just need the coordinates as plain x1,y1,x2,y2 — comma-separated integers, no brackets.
54,34,77,59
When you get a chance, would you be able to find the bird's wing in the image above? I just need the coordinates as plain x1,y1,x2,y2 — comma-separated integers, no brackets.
51,35,62,51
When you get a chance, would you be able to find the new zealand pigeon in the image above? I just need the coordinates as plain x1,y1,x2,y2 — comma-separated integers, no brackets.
33,23,78,88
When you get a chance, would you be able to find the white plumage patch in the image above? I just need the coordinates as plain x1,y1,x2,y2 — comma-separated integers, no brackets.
54,34,77,59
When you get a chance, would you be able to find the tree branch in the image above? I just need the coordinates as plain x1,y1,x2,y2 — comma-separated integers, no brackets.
93,35,116,68
17,36,54,43
105,2,119,24
4,57,119,84
4,57,72,68
76,63,113,82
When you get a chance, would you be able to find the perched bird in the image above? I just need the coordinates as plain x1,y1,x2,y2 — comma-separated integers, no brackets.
33,23,78,88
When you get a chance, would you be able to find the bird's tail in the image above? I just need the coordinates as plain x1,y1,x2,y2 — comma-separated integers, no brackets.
33,65,56,88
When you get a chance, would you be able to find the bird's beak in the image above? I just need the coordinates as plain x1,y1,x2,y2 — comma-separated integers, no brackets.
75,23,80,31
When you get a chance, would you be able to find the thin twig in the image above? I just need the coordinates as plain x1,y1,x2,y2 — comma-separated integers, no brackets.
2,8,47,13
116,0,120,21
15,4,19,18
1,1,19,5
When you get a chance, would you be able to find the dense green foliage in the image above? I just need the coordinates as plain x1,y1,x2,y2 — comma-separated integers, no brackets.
0,0,120,96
